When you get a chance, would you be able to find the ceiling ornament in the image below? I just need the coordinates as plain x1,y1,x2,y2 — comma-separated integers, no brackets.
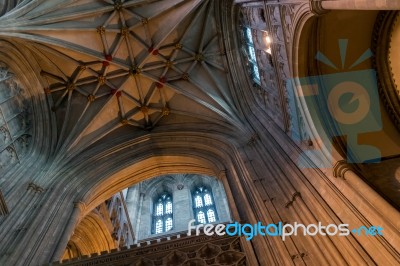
0,0,243,151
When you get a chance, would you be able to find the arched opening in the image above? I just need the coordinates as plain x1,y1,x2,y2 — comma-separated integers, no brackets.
50,132,252,262
293,10,400,207
63,172,234,259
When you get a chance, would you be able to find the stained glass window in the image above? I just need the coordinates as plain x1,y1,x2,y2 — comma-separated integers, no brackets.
195,195,203,207
207,209,216,223
248,46,256,62
165,217,173,231
246,28,253,44
243,27,261,84
193,186,218,224
204,194,212,206
156,203,163,216
253,64,260,80
197,211,206,224
152,193,173,234
155,219,163,234
165,201,172,214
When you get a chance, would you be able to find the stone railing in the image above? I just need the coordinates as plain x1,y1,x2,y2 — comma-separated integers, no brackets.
49,230,247,266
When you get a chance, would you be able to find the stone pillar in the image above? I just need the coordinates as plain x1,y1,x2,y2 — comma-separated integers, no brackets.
213,180,231,223
50,201,86,261
134,193,145,241
333,161,400,225
173,184,192,231
317,0,400,11
333,161,400,249
125,186,139,244
0,182,45,261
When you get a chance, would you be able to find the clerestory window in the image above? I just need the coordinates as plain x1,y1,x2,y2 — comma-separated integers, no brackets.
193,186,217,224
244,27,261,83
152,193,173,234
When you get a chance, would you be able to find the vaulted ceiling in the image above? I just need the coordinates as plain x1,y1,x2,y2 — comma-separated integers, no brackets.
0,0,244,154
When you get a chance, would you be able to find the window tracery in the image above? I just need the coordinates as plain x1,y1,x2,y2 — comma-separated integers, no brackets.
0,64,32,171
243,27,261,83
153,193,173,234
193,186,217,224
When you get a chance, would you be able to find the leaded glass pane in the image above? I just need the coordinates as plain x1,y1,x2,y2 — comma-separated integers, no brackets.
248,46,256,62
165,217,173,231
207,209,216,223
204,193,212,206
155,219,163,234
153,193,173,234
165,201,172,214
197,211,206,224
155,203,163,216
246,28,253,44
195,195,203,208
253,64,260,80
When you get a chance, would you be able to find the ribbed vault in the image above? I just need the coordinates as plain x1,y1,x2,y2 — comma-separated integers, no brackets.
0,0,245,155
64,211,116,258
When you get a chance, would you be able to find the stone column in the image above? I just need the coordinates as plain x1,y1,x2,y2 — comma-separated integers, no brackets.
50,201,86,261
213,180,231,223
125,186,139,244
333,161,400,225
134,193,145,241
316,0,400,11
0,182,45,260
333,161,400,249
173,184,191,232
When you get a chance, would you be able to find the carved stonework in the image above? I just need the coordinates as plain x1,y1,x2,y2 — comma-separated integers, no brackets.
333,160,353,179
53,233,246,266
310,0,329,16
0,126,11,146
27,182,45,194
373,11,400,131
0,64,33,171
0,189,9,215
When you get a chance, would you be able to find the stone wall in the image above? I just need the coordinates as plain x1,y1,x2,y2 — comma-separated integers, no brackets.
126,174,232,242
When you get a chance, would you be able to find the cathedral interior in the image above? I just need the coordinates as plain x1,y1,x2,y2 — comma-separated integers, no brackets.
0,0,399,265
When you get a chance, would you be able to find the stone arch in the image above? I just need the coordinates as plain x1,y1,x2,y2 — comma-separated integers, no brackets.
184,174,219,193
0,41,55,207
144,175,177,202
39,131,249,260
73,132,237,214
122,171,232,241
291,8,400,207
184,174,225,221
373,11,400,131
289,8,391,165
289,7,336,166
65,211,116,258
0,0,18,17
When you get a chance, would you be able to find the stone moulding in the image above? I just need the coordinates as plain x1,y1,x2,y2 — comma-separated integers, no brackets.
0,189,9,215
51,232,244,266
372,11,400,131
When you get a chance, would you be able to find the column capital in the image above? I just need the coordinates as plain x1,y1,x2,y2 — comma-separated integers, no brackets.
73,201,86,212
27,182,45,194
218,169,228,179
333,160,353,179
27,182,36,191
310,0,329,16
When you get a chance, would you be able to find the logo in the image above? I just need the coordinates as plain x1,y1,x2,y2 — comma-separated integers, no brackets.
327,81,371,125
188,220,383,241
287,39,382,167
